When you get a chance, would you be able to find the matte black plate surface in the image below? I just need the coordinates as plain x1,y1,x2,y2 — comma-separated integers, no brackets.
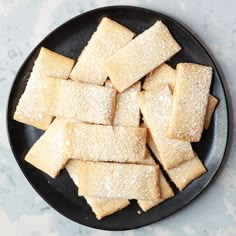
7,6,228,231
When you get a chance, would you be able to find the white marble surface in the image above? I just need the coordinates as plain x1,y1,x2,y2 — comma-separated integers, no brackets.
0,0,236,235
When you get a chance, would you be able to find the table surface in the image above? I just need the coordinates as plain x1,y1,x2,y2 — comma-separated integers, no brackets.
1,0,236,235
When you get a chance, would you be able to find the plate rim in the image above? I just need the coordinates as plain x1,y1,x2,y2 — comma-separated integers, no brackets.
6,5,229,231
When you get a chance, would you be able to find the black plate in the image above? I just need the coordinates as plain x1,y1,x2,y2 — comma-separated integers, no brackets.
7,6,228,231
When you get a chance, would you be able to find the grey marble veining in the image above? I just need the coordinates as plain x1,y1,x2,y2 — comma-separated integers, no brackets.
0,0,236,235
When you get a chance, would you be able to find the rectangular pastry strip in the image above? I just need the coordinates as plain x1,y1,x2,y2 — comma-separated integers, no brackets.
76,161,160,200
204,95,218,129
14,47,75,130
64,123,147,163
70,17,135,85
103,21,181,92
138,86,194,169
66,150,156,220
42,77,116,125
25,119,68,178
167,63,213,142
167,154,207,191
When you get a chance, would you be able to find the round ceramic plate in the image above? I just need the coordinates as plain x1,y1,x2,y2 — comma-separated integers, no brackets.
7,6,228,231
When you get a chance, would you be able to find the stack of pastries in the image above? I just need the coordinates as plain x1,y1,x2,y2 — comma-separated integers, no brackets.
14,17,218,220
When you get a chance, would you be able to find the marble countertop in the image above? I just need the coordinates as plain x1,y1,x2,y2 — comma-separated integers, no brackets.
1,0,236,235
